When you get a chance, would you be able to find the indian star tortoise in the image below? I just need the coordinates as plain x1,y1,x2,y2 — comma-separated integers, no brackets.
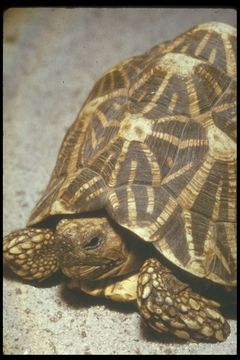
4,22,236,343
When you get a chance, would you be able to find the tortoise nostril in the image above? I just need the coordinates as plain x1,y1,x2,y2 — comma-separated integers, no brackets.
56,232,74,256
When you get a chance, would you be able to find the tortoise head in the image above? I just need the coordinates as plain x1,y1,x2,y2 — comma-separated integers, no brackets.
55,217,141,281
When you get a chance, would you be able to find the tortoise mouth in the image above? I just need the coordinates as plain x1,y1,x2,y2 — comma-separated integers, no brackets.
61,259,125,281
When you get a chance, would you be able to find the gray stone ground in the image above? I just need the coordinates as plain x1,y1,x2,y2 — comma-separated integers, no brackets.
3,8,236,355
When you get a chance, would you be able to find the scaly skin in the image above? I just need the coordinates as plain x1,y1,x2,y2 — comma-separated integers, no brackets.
137,258,231,342
3,227,59,280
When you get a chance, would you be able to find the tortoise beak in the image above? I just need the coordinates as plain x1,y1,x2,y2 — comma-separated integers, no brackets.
61,258,125,280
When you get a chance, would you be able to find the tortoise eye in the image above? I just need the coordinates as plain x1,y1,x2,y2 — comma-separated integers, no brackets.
84,235,102,250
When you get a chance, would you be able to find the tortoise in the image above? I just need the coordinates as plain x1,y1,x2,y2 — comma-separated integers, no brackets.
4,21,236,343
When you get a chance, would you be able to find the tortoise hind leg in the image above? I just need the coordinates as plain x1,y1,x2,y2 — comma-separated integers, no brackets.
137,258,230,342
3,227,59,280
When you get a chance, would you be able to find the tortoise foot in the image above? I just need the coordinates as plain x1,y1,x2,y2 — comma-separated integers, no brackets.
3,227,59,280
137,258,231,342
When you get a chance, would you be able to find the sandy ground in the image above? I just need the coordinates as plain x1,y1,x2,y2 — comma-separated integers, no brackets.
3,8,236,355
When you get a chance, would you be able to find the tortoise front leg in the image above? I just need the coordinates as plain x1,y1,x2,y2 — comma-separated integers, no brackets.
137,258,230,342
3,227,59,280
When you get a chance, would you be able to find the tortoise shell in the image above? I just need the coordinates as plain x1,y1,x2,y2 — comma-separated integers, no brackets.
28,22,236,287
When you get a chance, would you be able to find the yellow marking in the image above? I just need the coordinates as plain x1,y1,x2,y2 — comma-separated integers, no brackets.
150,160,162,186
112,101,122,111
108,191,120,210
168,92,178,112
227,160,236,179
177,153,215,209
119,67,130,89
95,108,108,127
186,222,215,278
179,138,209,149
118,114,152,142
154,236,183,268
213,102,234,114
224,223,236,267
162,161,194,185
226,115,236,127
128,160,137,183
214,245,232,275
180,44,189,53
108,141,130,187
194,32,211,56
157,53,203,76
86,187,104,202
139,143,161,185
125,61,142,75
109,71,114,92
212,180,223,221
208,272,234,286
129,67,155,95
63,116,89,174
230,129,236,141
130,220,159,242
199,67,223,96
152,131,180,146
196,22,236,37
96,76,105,97
182,210,196,258
222,37,236,76
166,156,174,168
127,187,137,223
155,115,188,124
207,125,236,161
155,196,178,227
209,48,217,64
142,72,172,114
227,162,236,222
184,219,216,281
146,187,155,214
72,175,101,201
227,197,236,223
194,111,216,129
164,35,186,53
137,90,147,102
182,210,193,248
91,125,97,148
50,199,74,215
82,89,127,115
186,78,200,117
117,55,137,70
100,151,116,177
